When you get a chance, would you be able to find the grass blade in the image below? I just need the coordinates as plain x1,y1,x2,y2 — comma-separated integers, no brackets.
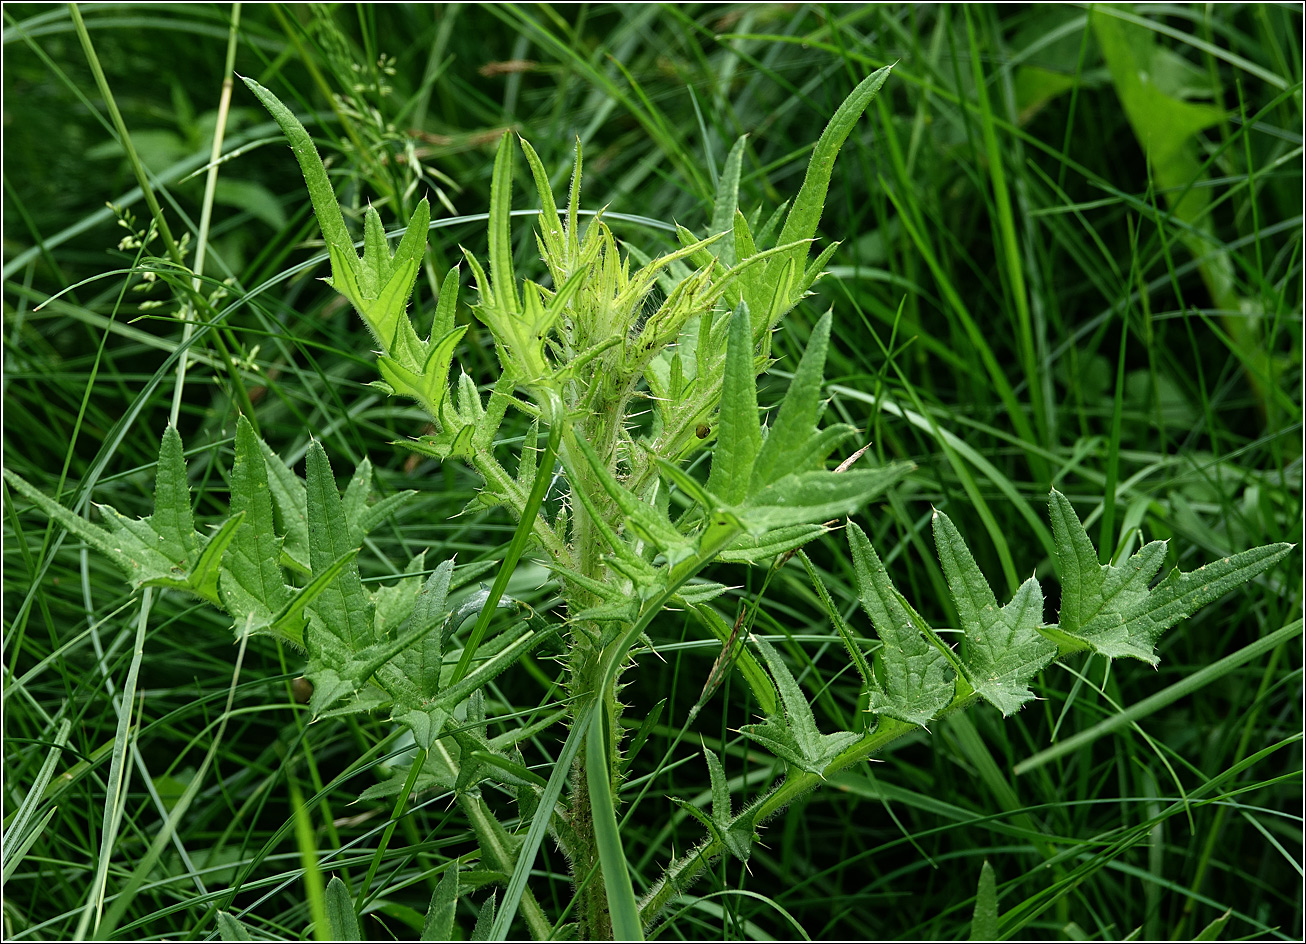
586,713,644,941
1015,620,1304,775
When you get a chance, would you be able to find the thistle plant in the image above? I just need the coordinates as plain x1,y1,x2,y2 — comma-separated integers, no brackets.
4,65,1292,941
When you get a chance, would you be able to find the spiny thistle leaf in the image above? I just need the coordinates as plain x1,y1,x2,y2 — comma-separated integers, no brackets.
749,310,839,490
151,425,198,568
932,508,1056,716
221,415,293,635
304,441,374,656
740,466,911,533
258,435,311,577
381,559,456,749
770,65,893,293
3,427,229,607
244,77,455,421
705,301,761,505
709,135,749,266
673,747,756,863
1048,490,1293,664
690,303,913,540
238,76,357,280
739,635,859,774
848,522,955,726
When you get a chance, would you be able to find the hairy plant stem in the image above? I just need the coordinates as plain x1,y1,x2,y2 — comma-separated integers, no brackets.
561,423,615,940
558,412,748,937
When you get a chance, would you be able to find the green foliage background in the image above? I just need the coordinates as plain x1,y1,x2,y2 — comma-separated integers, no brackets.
3,4,1301,940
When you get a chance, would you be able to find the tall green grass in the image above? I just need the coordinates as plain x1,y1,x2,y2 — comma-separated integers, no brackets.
3,4,1300,940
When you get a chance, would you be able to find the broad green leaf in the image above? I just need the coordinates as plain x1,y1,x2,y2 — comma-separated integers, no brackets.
221,416,292,632
362,204,390,294
739,635,859,775
705,302,761,505
258,436,311,576
239,77,357,279
849,522,955,726
324,876,362,942
933,509,1056,715
1049,490,1293,663
383,561,456,749
1093,11,1222,189
741,465,912,532
3,431,227,605
245,77,431,360
305,441,372,649
969,860,999,941
4,476,99,567
733,209,758,260
215,912,252,942
749,310,833,490
302,442,373,714
774,66,893,267
151,425,197,569
710,136,749,266
451,690,495,796
757,257,798,338
716,523,828,563
421,867,459,942
724,211,761,309
1193,909,1232,942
